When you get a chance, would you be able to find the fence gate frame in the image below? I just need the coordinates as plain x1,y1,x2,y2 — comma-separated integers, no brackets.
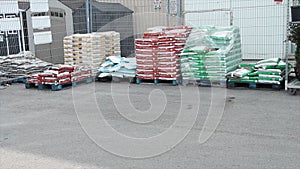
182,0,291,61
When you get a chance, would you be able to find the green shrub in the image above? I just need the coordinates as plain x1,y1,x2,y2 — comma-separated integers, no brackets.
288,23,300,79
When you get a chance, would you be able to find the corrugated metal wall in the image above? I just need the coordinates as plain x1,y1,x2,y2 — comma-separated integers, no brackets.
184,0,289,60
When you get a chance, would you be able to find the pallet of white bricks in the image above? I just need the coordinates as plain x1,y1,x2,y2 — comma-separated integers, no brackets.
25,65,93,91
63,31,121,76
135,26,191,85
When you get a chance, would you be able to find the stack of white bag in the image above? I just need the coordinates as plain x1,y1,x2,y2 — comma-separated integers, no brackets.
63,31,121,75
98,56,136,79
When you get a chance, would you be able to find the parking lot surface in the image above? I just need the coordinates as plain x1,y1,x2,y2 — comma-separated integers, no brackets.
1,83,299,169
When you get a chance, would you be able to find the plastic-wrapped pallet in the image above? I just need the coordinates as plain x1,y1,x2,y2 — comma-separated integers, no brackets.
63,31,121,76
181,26,242,83
136,26,191,83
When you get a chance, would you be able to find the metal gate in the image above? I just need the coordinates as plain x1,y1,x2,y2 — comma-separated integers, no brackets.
184,0,289,60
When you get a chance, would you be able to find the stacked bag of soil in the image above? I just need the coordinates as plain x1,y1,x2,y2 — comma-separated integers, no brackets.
0,52,52,78
227,58,290,85
97,56,136,80
135,26,191,82
180,26,242,82
27,65,92,86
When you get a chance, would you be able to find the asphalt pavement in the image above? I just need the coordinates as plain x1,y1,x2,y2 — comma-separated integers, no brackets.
0,83,299,169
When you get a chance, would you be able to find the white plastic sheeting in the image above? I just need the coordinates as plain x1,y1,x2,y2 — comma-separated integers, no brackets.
33,31,52,45
0,0,19,14
32,16,51,29
0,18,21,31
30,0,49,12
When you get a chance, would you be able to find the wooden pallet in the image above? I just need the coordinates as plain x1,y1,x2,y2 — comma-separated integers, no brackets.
0,76,28,85
25,77,93,91
198,80,227,88
181,78,201,86
12,77,28,83
182,78,227,87
136,78,179,86
227,81,282,90
112,76,136,83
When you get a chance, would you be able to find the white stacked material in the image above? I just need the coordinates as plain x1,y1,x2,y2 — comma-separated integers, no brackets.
63,31,121,75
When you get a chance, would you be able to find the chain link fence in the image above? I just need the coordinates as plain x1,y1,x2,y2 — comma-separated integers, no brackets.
0,0,294,61
184,0,290,60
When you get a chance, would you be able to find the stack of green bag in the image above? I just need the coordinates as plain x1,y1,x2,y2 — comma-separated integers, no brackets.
180,26,242,81
227,58,290,85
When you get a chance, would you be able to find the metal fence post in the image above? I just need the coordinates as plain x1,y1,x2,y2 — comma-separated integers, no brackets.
181,0,185,25
285,0,291,91
89,0,93,32
230,0,233,26
19,11,26,53
177,0,182,25
5,32,9,55
167,0,170,26
86,0,91,33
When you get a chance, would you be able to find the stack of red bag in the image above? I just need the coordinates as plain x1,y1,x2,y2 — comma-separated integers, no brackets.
27,65,92,86
135,26,191,81
72,67,92,82
37,65,74,85
135,38,158,80
163,26,191,57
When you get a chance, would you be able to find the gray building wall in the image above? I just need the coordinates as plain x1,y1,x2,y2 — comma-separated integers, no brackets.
30,0,72,64
49,0,73,36
34,7,67,64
